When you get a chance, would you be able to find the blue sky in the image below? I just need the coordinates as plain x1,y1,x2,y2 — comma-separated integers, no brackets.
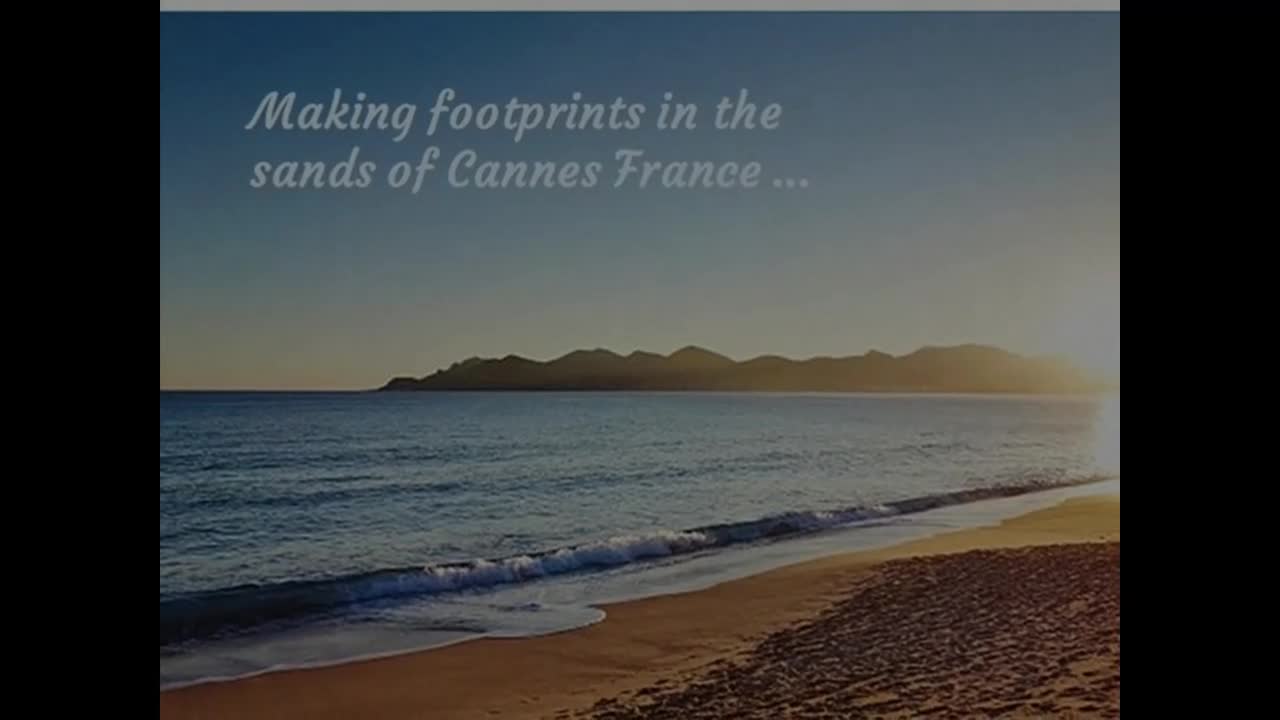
160,12,1119,389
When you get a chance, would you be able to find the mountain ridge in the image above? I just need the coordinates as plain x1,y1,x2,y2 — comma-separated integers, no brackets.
380,344,1111,394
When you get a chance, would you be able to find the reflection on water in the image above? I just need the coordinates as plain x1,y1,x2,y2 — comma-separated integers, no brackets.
1093,393,1120,475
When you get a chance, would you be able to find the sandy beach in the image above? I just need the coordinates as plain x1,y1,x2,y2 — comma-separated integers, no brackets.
160,494,1119,720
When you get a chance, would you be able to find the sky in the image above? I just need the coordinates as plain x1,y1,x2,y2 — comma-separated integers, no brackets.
160,12,1119,390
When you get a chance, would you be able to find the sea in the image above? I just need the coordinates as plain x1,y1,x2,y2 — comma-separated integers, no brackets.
159,391,1120,688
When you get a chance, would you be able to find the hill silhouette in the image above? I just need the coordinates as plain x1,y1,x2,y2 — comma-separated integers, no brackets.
380,344,1108,393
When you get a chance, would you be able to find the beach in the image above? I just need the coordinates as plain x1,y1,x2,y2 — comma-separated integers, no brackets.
159,493,1119,719
161,9,1120,718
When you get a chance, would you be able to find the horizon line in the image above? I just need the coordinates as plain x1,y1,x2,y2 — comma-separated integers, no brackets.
161,340,1115,392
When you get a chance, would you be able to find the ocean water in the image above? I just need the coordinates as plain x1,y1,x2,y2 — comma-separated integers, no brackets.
159,391,1119,687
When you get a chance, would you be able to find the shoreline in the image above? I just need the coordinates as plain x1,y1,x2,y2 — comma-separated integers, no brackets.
160,476,1115,680
160,492,1119,719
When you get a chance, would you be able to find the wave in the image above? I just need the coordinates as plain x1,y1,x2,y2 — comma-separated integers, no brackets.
159,475,1108,646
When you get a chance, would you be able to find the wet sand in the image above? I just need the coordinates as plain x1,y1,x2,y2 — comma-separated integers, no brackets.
160,494,1119,720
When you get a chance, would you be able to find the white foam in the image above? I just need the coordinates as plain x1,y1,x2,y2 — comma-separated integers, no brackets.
420,530,714,592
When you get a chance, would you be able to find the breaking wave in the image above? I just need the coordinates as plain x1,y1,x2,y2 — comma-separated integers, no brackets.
159,475,1107,645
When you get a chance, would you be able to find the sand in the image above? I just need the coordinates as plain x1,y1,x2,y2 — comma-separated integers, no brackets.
159,494,1119,720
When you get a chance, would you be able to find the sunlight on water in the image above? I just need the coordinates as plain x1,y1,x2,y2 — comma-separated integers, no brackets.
1092,393,1120,475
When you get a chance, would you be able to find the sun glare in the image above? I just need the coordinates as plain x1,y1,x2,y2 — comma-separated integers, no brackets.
1043,273,1120,384
1092,393,1120,475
